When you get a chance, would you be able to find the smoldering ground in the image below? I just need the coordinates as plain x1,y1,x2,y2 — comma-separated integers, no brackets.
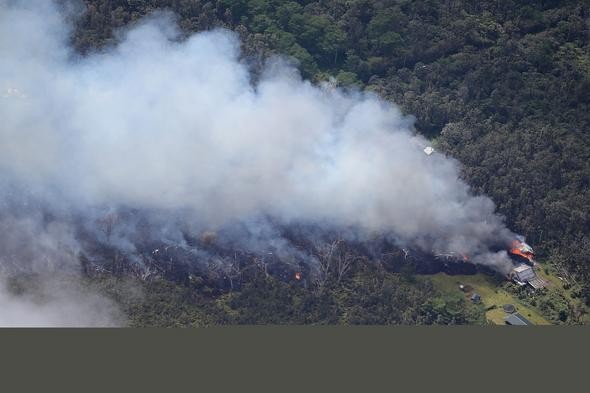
1,1,518,325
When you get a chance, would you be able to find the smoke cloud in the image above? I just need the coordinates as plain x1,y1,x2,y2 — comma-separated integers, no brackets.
0,276,123,327
0,1,517,325
0,209,124,326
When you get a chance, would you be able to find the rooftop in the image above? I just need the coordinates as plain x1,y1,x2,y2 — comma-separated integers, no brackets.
513,264,532,273
528,277,547,290
505,313,533,326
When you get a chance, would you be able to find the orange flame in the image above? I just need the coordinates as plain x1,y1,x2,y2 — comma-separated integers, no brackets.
509,240,534,262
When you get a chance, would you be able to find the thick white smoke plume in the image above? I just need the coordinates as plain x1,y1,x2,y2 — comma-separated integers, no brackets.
0,1,517,325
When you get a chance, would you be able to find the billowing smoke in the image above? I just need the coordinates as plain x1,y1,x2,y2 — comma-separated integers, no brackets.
0,0,517,324
0,276,123,327
0,209,124,326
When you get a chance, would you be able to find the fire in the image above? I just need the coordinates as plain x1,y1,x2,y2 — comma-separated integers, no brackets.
509,240,535,262
294,272,302,281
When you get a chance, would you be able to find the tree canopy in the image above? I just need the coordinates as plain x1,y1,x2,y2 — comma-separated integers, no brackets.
69,0,590,323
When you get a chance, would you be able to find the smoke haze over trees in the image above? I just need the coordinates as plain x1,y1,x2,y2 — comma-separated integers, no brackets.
68,1,589,289
0,0,588,325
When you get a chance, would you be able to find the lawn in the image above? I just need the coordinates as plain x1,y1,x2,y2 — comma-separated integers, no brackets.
426,272,551,325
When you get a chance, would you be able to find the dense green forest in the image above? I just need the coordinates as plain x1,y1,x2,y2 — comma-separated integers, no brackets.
70,0,590,324
92,260,485,326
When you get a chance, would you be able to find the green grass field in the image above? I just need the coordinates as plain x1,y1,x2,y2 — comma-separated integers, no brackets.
426,273,551,325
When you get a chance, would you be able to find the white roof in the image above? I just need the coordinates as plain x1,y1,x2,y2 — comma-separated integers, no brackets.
513,264,532,273
423,146,434,155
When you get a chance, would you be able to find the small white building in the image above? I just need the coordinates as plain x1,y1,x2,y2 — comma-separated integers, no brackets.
423,146,434,156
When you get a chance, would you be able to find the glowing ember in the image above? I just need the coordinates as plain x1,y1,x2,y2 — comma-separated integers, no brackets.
295,272,302,281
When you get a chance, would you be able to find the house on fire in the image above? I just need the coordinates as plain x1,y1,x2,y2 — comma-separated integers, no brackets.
509,239,535,264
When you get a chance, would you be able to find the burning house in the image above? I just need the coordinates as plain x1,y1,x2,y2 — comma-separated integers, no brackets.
509,239,535,264
506,239,547,289
427,239,547,290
